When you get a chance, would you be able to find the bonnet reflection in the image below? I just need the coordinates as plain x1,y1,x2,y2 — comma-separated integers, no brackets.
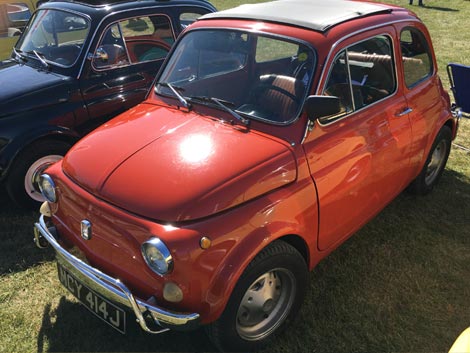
179,134,214,164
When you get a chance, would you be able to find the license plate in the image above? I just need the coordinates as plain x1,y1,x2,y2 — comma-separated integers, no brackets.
57,263,126,333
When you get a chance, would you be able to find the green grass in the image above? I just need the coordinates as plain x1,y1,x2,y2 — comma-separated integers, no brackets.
1,0,470,352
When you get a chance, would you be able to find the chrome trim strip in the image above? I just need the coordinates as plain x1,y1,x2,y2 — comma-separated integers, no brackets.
34,215,200,333
345,51,355,112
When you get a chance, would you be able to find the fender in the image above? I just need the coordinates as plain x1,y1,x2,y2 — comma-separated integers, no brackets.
200,175,318,323
0,108,82,181
414,113,456,179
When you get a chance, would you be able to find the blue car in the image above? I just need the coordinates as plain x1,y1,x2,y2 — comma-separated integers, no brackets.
0,0,216,208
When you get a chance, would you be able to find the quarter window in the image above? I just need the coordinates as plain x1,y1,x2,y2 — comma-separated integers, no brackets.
323,35,396,123
94,23,129,69
324,51,353,116
400,28,432,88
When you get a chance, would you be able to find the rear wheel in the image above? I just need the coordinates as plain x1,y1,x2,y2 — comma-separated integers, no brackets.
408,125,452,195
6,140,71,209
206,241,308,352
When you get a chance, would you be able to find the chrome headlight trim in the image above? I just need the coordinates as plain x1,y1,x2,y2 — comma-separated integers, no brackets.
141,237,173,276
38,174,57,203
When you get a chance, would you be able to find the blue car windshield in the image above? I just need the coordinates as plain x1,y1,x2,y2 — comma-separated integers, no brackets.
16,9,90,67
156,29,315,125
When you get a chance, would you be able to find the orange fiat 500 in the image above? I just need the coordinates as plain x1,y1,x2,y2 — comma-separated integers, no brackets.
34,0,460,351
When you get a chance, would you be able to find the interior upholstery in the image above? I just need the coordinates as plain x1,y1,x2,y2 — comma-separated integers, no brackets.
254,74,300,121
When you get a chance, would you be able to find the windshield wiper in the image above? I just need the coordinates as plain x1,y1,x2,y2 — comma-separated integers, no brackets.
156,81,191,109
12,47,27,62
188,96,250,126
27,50,49,69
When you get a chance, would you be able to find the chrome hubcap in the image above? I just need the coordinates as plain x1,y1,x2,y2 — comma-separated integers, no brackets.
24,155,63,202
425,140,447,186
236,269,295,341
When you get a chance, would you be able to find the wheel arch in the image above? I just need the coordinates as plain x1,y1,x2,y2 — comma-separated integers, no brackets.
277,234,310,269
444,118,457,140
1,128,79,182
202,229,311,324
415,115,455,178
426,118,455,162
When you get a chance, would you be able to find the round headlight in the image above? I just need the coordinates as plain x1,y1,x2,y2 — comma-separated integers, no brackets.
38,174,57,203
141,237,173,276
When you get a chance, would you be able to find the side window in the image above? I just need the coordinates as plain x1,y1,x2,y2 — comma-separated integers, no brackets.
400,28,433,88
322,35,396,123
93,15,174,69
0,2,32,38
121,15,174,63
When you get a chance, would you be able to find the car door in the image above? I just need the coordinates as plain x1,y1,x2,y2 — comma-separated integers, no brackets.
78,4,214,134
303,29,413,251
78,12,176,134
395,23,444,177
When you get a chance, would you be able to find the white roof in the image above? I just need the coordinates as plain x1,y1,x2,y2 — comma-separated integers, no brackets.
200,0,392,32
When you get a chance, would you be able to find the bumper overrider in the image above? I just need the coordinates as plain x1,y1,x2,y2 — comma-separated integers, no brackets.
34,214,200,334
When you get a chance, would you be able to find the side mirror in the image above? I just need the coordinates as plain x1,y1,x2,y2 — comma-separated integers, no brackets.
304,95,342,122
88,46,109,62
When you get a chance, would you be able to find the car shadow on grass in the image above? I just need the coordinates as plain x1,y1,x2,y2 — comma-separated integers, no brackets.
280,167,470,352
22,164,470,353
37,297,219,352
419,5,459,12
0,189,54,275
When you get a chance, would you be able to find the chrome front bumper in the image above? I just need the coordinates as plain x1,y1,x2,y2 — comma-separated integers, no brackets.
34,215,200,334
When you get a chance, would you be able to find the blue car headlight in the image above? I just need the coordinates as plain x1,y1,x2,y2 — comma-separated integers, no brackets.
142,237,173,276
38,174,57,203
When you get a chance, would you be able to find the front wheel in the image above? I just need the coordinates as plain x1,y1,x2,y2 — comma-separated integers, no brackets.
206,241,308,352
408,125,452,195
6,140,71,209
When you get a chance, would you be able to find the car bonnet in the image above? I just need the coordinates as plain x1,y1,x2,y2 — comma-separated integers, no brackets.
62,103,297,222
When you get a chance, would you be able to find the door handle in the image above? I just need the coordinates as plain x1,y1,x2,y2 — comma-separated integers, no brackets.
395,107,413,117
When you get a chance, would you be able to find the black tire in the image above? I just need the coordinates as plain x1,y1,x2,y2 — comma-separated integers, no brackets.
5,140,71,209
408,125,452,195
206,241,308,352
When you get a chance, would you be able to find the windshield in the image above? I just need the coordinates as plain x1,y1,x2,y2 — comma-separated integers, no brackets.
15,9,90,67
156,29,315,125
